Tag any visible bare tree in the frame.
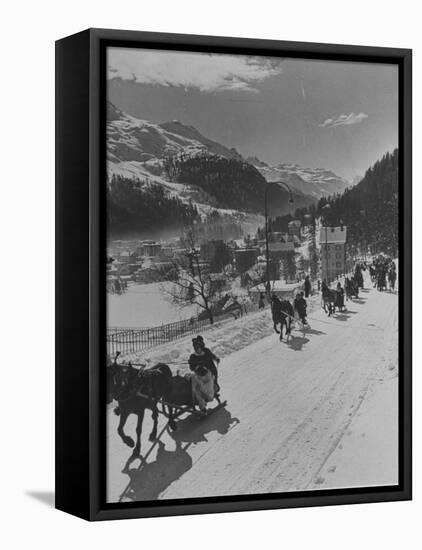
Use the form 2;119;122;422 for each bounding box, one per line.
161;226;230;324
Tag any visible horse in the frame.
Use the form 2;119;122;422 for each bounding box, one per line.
388;268;397;291
369;265;377;286
377;270;387;291
335;287;346;312
345;277;359;300
272;296;294;341
107;352;176;456
321;287;337;316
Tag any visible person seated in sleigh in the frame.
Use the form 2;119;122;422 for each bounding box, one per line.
188;336;221;405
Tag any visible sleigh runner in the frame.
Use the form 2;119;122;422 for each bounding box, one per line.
135;387;228;421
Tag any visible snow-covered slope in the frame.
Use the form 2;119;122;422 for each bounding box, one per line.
107;102;349;235
108;102;350;204
106;270;398;502
107;101;241;166
246;157;351;199
107;103;316;229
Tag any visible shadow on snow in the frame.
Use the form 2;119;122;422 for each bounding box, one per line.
120;407;239;502
285;327;326;351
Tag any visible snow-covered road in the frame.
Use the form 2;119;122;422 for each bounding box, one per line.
107;274;398;503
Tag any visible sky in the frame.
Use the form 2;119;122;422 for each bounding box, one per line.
107;47;398;181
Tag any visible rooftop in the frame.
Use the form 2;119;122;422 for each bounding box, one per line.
269;242;295;252
318;226;347;244
250;281;300;293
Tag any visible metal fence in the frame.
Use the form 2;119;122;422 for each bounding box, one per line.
107;316;215;357
106;300;267;357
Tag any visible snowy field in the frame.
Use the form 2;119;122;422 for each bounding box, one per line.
107;270;398;502
107;282;199;327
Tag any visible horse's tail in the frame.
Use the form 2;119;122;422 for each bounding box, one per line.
273;322;280;334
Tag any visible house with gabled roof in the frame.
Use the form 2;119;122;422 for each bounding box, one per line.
318;225;347;282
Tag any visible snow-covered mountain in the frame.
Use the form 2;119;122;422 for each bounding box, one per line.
245;158;351;200
107;102;352;238
107;102;314;227
107;101;242;166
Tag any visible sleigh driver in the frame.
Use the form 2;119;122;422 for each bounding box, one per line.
188;336;221;411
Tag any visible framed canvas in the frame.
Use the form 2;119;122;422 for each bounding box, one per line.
55;28;412;521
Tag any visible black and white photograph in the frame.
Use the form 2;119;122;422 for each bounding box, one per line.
105;45;400;504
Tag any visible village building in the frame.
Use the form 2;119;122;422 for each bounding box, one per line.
200;239;225;262
118;250;137;264
319;225;347;282
288;219;302;237
268;241;295;259
141;241;162;257
234;247;259;273
249;280;301;304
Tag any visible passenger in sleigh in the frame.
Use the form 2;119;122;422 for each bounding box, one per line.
335;282;345;311
188;336;221;402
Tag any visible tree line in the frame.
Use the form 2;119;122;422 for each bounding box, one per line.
316;149;399;256
107;174;200;238
164;152;304;214
262;149;399;257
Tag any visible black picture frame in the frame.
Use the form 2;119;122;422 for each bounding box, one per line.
55;28;412;521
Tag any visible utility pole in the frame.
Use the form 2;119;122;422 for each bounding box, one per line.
325;224;329;284
321;203;331;284
264;180;294;297
264;184;271;296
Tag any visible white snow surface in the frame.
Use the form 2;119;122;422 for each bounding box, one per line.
107;271;398;502
107;282;200;327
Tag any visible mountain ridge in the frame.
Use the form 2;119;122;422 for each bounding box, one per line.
106;101;353;233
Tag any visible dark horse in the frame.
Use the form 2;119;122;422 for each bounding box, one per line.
107;352;177;456
321;287;337;316
345;276;359;300
272;295;294;341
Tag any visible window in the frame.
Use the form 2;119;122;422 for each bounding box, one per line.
336;262;342;268
335;245;341;250
336;253;341;259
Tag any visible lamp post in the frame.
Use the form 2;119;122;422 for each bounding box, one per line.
264;180;294;296
321;203;331;283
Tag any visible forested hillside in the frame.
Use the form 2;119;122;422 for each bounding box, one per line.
165;152;313;214
107;175;200;238
317;149;399;255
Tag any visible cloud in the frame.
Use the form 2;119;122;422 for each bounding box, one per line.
319;112;368;128
107;48;283;93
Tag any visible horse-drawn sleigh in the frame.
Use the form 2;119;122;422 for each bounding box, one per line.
107;352;227;457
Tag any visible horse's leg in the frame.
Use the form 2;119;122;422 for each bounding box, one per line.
133;409;145;456
280;321;284;341
117;409;135;448
167;404;177;431
274;321;280;334
149;404;158;441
